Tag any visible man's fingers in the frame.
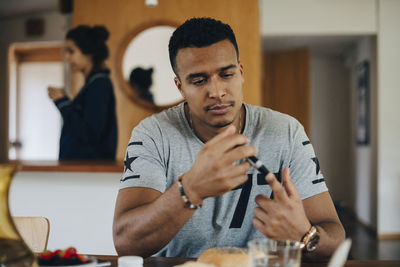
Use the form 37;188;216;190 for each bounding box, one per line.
266;172;288;202
252;218;267;236
255;194;274;210
222;161;251;178
216;134;249;155
229;174;249;190
281;168;300;198
253;206;269;222
252;218;274;238
206;127;249;154
222;145;257;166
206;125;237;146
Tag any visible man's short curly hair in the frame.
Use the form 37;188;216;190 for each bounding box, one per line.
168;17;239;76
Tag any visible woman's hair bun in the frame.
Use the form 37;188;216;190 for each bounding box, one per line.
91;25;109;42
66;24;110;68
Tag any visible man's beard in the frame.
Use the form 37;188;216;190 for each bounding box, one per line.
210;120;234;128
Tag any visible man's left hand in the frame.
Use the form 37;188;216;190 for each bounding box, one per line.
253;167;311;241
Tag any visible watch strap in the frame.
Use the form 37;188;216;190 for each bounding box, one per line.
300;225;319;251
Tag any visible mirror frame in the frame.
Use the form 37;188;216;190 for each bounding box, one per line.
116;21;182;112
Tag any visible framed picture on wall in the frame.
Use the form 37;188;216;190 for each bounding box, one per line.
356;60;370;146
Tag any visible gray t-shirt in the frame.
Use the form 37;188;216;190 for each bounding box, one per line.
120;102;327;257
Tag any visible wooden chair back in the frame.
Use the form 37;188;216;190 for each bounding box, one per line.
13;216;50;253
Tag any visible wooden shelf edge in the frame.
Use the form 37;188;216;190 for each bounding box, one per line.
6;160;124;173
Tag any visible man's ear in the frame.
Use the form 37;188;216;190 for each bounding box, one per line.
174;76;185;98
239;61;245;82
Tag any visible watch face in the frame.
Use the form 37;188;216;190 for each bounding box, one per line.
306;235;320;252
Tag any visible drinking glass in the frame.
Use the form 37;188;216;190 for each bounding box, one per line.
248;238;301;267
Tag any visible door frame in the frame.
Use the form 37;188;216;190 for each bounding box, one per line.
7;42;63;160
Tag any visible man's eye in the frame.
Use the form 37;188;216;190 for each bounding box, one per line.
222;73;234;78
192;78;206;85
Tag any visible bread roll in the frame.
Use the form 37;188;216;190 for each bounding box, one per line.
197;247;249;267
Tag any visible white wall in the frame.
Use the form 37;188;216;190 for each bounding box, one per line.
377;0;400;236
350;37;378;229
260;0;377;36
310;52;353;207
9;171;120;255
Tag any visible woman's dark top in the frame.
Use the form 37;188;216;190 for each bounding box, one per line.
54;69;117;160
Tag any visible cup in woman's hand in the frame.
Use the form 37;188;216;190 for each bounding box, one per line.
48;86;65;101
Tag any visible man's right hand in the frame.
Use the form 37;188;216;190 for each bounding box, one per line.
181;125;257;206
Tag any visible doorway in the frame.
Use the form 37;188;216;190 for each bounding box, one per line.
8;43;64;160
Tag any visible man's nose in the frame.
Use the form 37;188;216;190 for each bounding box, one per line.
208;76;226;99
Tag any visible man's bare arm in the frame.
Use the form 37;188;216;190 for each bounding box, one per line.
113;185;195;258
302;191;345;261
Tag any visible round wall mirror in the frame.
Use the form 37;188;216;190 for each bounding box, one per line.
117;23;183;111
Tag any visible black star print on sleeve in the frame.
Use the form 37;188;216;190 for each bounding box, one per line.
121;152;139;182
121;141;144;182
303;140;325;184
124;152;137;173
311;157;320;175
311;156;324;184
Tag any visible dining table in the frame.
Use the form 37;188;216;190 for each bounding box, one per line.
95;255;400;267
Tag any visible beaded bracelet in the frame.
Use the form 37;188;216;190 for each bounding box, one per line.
177;176;202;210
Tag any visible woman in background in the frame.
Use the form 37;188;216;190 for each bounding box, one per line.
48;25;117;160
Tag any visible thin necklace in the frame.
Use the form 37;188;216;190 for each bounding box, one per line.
188;108;242;135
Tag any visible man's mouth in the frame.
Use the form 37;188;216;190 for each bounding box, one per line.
205;102;235;115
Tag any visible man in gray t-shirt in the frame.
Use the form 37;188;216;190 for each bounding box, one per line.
113;17;345;261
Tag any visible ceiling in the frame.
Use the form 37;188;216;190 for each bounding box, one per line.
0;0;58;19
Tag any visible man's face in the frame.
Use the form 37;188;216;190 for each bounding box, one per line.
174;39;244;129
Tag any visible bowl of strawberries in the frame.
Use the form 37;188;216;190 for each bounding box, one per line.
38;247;96;267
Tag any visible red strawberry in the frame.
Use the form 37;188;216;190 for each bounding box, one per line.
67;247;77;257
39;250;52;259
53;249;61;257
62;249;72;259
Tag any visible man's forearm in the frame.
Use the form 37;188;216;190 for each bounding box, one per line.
303;221;346;262
113;183;195;258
